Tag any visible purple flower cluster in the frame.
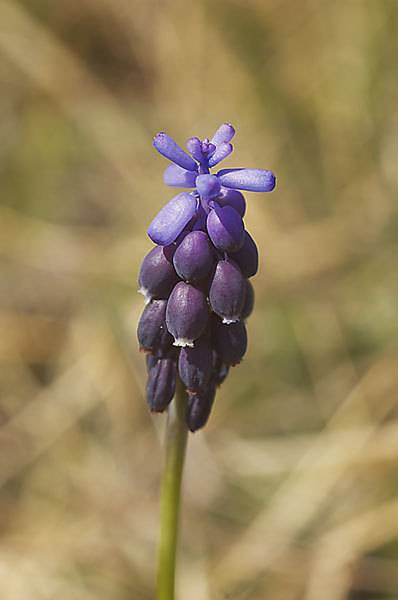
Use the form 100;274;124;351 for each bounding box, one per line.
137;123;275;432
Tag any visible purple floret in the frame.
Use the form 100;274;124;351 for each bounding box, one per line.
231;231;259;278
217;168;276;192
153;132;197;172
166;282;209;347
206;205;245;252
178;336;213;392
146;357;176;412
148;192;197;246
173;230;214;282
209;259;246;324
139;244;179;302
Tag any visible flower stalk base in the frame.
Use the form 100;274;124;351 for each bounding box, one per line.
156;380;188;600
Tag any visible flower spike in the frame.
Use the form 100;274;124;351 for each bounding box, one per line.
137;123;276;430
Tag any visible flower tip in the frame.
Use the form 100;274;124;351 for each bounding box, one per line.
268;172;277;192
225;122;235;136
153;131;165;144
211;123;236;146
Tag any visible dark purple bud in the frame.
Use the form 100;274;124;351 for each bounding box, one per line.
215;362;229;386
231;231;259;278
148;192;197;246
201;139;216;158
205;142;216;157
137;299;173;353
178;336;213;392
166;282;209;347
241;280;255;320
208;143;233;168
209;260;246;323
164;164;197;188
215;188;246;217
146;357;176;412
186;137;204;163
138;245;179;302
214;319;248;366
211;123;235;146
153;132;197;171
173;231;214;282
212;351;230;386
196;174;221;200
186;382;216;432
217;168;276;192
146;353;158;371
206;205;244;252
192;204;208;232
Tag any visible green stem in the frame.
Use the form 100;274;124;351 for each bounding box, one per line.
156;380;188;600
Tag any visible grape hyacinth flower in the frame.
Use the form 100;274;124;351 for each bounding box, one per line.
137;122;275;432
137;123;276;600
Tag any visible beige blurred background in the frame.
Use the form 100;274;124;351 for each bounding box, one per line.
1;1;398;598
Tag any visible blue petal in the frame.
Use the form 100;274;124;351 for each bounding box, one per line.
148;193;197;245
217;168;276;192
208;142;233;167
211;123;235;147
153;132;197;171
164;164;197;188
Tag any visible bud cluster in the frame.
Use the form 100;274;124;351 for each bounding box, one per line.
137;124;276;431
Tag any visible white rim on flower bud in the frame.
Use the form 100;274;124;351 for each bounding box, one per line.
138;287;152;305
173;337;195;348
222;316;240;325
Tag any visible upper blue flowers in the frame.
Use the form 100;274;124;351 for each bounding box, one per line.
148;123;276;246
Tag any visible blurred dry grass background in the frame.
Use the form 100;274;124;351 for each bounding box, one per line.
1;0;398;598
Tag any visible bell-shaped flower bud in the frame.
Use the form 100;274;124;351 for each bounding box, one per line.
217;168;276;192
214;319;248;366
164;164;198;188
173;230;214;282
241;280;255;319
178;336;213;392
137;299;173;353
138;245;179;302
148;192;197;246
186;137;205;163
192;205;207;232
215;188;246;217
166;282;209;347
209;259;246;323
146;357;176;412
208;142;233;167
153;132;197;171
211;123;235;146
196;174;221;200
231;231;259;278
201;139;216;158
186;382;216;432
146;353;158;371
212;351;229;386
206;205;244;252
